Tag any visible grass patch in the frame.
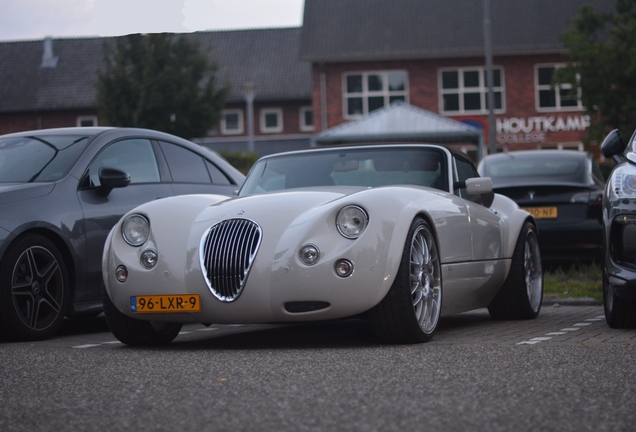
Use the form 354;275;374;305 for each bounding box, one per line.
544;262;602;301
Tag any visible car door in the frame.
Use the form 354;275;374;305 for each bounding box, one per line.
157;140;239;197
443;155;505;314
77;138;173;303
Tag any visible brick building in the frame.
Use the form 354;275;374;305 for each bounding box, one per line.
300;0;612;158
0;28;315;156
0;0;614;158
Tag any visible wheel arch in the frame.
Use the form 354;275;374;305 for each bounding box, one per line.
2;227;77;300
504;214;537;259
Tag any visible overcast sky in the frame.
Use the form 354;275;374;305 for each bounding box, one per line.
0;0;305;41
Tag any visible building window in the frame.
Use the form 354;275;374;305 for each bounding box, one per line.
260;108;283;133
439;67;505;115
299;107;314;132
535;64;583;112
221;109;244;135
76;116;97;127
343;71;408;119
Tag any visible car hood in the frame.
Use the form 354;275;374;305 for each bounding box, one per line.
204;186;369;226
0;183;56;205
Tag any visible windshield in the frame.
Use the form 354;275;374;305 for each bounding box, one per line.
480;153;588;185
0;135;90;183
239;147;448;196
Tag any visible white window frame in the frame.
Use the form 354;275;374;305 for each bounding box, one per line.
76;115;98;127
299;106;314;132
220;109;244;135
535;63;584;112
342;70;409;119
260;108;283;134
438;66;506;116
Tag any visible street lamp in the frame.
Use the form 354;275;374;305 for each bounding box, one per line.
244;81;255;153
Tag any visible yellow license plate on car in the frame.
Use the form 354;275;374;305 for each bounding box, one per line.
522;207;558;219
130;294;200;313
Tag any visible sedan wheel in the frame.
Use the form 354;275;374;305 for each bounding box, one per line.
369;217;442;344
0;234;69;341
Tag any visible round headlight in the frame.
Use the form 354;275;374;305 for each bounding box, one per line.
122;214;150;246
336;205;369;239
299;244;320;266
140;249;158;269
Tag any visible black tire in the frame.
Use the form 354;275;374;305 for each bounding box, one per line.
369;217;442;344
0;234;69;341
488;221;542;320
103;286;182;346
603;270;636;328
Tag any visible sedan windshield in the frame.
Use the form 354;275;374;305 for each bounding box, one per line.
239;147;447;196
0;135;89;183
480;153;588;186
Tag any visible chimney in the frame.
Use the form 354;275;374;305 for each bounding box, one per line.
41;37;58;68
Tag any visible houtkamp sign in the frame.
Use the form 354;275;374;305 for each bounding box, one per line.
496;114;591;144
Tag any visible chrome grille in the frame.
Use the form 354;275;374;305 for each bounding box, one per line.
199;219;262;302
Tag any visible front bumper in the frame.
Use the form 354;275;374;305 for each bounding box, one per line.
605;211;636;301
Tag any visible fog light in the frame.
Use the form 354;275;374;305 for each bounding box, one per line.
116;265;128;282
299;244;320;266
616;214;636;225
335;259;354;277
140;249;158;269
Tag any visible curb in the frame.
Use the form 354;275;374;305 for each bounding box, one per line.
543;297;602;306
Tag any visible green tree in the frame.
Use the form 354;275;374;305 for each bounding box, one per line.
558;0;636;143
96;33;229;139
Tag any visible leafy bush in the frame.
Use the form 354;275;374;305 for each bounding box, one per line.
220;151;259;175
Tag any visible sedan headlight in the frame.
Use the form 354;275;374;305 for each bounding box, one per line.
336;205;368;239
122;214;150;246
610;164;636;199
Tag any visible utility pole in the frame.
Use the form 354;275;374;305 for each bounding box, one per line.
244;81;255;153
483;0;497;155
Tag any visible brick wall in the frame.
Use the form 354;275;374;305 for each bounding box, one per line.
0;109;98;135
312;53;592;151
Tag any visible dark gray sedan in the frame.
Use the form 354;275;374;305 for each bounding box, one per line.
0;127;245;341
478;150;605;263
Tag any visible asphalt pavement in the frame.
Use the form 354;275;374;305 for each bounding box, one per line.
1;301;634;432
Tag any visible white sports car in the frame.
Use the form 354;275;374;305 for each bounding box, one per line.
102;145;543;345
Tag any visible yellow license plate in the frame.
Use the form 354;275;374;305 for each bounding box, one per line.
522;206;558;219
130;294;200;313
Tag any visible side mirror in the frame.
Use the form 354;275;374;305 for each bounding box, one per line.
601;129;626;163
454;177;495;208
465;177;493;195
96;167;131;197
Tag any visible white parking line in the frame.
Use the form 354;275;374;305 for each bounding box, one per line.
73;344;102;349
516;314;605;345
72;327;220;348
73;340;122;348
